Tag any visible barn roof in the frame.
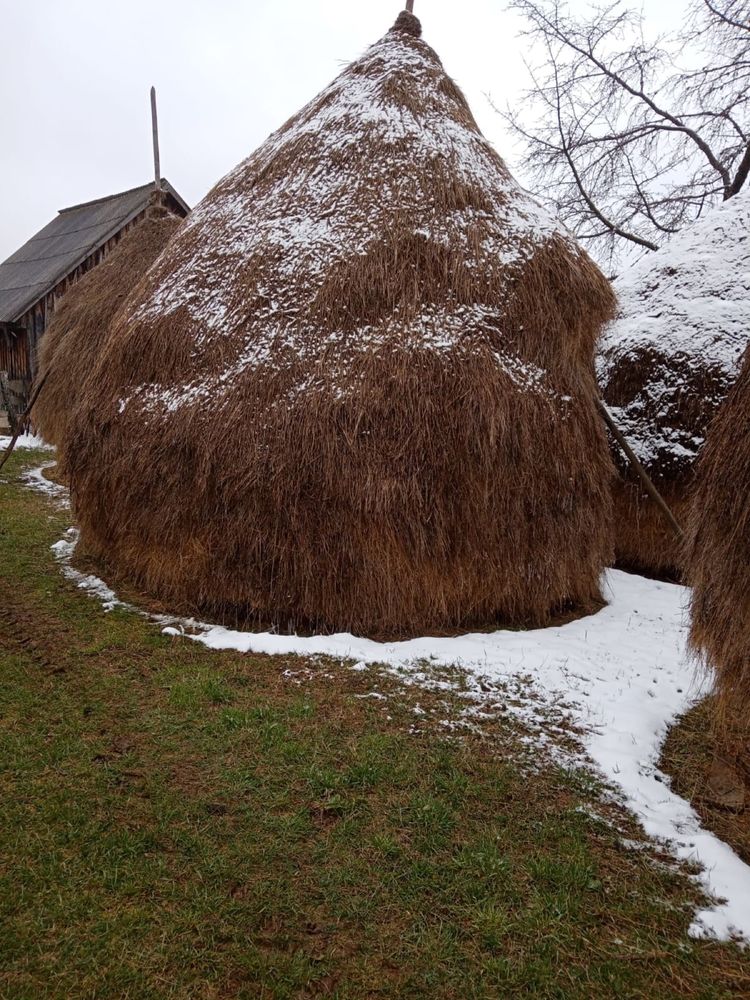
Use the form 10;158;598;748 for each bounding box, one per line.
0;180;189;324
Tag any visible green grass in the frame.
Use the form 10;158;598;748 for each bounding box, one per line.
1;450;749;998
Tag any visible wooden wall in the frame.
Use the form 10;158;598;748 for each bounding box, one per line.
0;324;30;382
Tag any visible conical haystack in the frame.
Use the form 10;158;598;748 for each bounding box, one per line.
598;191;750;578
64;11;615;636
34;210;183;450
686;345;750;735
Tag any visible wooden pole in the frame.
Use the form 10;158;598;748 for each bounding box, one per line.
406;0;414;12
597;398;684;541
150;86;161;191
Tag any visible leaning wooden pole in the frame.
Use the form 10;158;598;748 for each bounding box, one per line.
597;398;684;541
150;86;162;191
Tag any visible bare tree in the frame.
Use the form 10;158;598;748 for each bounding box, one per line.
504;0;750;268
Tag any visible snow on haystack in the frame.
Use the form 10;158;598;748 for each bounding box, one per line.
597;190;750;575
127;27;567;403
598;189;750;473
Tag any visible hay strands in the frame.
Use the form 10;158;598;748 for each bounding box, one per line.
597;397;684;541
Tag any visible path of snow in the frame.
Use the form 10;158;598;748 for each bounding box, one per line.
16;464;750;945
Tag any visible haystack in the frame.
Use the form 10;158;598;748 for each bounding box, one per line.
597;190;750;577
686;344;750;736
63;11;616;636
34;209;182;449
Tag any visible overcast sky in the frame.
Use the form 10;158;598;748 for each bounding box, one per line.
1;0;680;262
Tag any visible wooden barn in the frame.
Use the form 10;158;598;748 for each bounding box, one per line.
0;179;188;426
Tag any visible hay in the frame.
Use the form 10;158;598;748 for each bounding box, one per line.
686;345;750;736
63;11;616;636
34;210;182;449
608;480;689;580
598;190;750;577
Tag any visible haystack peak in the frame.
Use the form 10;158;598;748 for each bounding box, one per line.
391;10;422;37
125;9;573;415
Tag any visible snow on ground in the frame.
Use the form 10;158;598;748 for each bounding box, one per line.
0;433;53;452
16;464;750;944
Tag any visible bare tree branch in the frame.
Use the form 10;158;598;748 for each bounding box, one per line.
503;0;750;266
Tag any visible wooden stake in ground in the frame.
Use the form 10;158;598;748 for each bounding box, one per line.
597;398;684;541
151;87;161;191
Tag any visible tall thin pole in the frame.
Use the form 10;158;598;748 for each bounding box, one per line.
406;0;414;12
150;86;162;191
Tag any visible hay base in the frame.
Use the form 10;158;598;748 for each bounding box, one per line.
70;539;606;643
611;478;689;581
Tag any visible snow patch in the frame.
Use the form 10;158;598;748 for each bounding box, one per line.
0;434;54;452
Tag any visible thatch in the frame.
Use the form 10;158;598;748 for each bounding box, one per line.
686;345;750;735
62;11;616;637
597;190;750;577
34;209;182;449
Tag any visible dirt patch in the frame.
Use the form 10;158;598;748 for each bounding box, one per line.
0;577;70;674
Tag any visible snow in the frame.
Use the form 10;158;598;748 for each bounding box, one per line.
18;462;750;944
598;189;750;470
52;529;121;611
0;433;53;452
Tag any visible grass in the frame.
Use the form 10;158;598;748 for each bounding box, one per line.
1;449;750;998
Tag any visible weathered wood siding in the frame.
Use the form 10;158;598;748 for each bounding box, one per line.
0;324;30;382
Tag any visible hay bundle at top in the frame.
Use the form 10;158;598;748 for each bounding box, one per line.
34;210;182;449
686;345;750;736
63;11;616;636
598;191;750;577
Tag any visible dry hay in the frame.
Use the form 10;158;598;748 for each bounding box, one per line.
598;190;750;578
610;480;691;583
63;11;616;637
34;209;182;449
686;345;750;740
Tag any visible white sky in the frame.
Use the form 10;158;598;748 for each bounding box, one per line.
0;0;682;262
